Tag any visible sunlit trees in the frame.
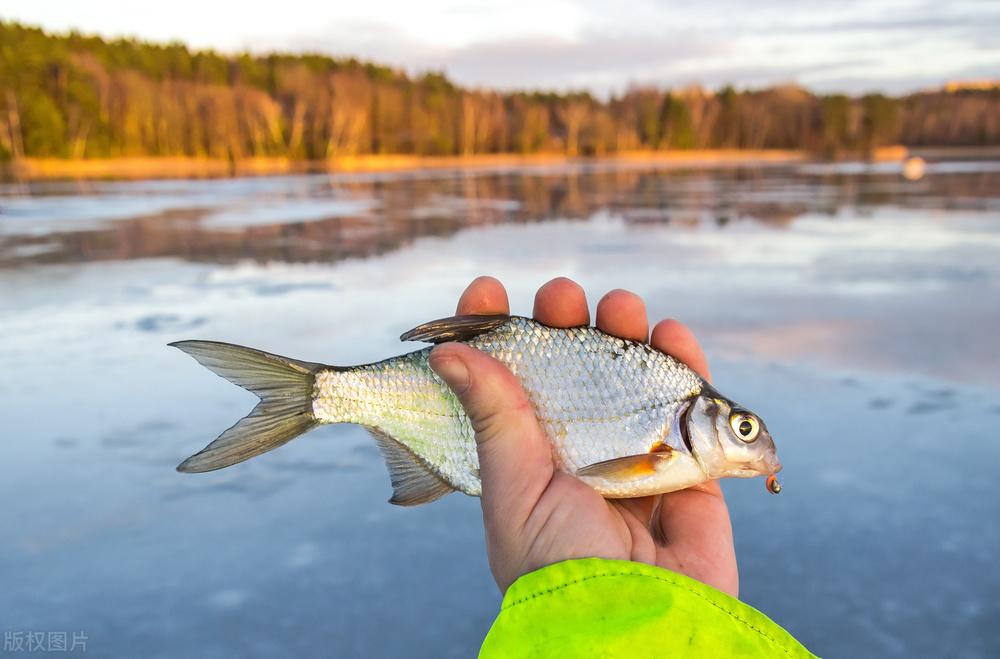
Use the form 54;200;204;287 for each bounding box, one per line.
861;94;901;150
555;93;593;156
660;93;695;149
820;95;852;155
506;94;551;154
1;20;997;163
324;70;371;157
899;90;1000;146
715;86;741;148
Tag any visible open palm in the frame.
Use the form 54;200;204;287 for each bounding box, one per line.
429;277;738;596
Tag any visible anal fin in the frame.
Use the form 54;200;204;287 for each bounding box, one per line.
366;428;455;506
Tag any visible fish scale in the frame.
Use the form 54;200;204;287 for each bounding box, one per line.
312;316;703;497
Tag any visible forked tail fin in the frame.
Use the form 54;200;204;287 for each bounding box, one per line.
169;340;321;473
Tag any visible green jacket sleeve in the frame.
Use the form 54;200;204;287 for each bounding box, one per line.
480;558;816;658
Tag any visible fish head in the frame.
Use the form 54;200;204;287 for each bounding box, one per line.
686;391;782;485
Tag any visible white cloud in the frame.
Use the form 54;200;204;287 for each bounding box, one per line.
2;0;998;94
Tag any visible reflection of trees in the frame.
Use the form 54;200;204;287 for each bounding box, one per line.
2;168;998;268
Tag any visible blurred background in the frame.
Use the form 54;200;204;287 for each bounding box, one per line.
1;2;998;657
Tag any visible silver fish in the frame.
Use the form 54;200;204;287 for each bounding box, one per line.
171;314;783;504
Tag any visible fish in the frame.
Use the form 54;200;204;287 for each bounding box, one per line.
170;314;783;504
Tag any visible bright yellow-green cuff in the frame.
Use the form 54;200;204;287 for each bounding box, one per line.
480;558;817;658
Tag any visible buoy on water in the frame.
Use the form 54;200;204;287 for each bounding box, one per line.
902;156;926;181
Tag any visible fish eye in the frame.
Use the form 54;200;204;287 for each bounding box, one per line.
730;413;760;442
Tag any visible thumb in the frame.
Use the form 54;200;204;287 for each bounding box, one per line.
428;342;553;525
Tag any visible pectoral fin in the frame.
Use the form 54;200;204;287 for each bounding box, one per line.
576;448;676;481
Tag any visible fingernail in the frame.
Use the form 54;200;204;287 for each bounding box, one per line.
429;353;470;395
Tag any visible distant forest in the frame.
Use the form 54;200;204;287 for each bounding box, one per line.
2;21;998;161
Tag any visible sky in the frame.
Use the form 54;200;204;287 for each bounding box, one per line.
3;0;998;95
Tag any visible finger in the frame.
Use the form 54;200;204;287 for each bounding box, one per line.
533;277;589;327
456;276;510;316
428;342;554;528
595;289;649;342
656;482;737;595
610;497;659;564
650;319;711;382
613;495;657;525
647;319;734;592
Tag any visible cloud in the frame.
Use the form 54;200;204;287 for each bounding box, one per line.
257;0;999;95
259;20;728;94
251;19;443;64
5;0;997;95
432;31;728;92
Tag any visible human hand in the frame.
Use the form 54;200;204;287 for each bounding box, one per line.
428;276;738;597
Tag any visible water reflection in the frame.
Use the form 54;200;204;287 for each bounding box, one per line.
2;164;998;268
1;161;999;658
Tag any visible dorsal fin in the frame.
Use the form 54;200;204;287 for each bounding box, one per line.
366;428;455;506
400;314;511;344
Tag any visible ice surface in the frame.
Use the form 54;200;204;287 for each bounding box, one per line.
1;162;998;657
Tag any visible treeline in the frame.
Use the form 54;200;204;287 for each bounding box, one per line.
2;21;998;161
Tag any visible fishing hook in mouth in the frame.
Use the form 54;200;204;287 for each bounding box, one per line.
766;474;782;494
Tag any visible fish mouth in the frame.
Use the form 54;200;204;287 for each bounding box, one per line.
753;452;782;476
744;456;782;478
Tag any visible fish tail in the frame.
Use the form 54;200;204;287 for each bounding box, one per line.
169;340;321;473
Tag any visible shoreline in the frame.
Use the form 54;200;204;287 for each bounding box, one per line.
1;150;810;182
4;145;996;182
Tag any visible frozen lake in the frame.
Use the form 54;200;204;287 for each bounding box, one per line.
1;160;998;657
